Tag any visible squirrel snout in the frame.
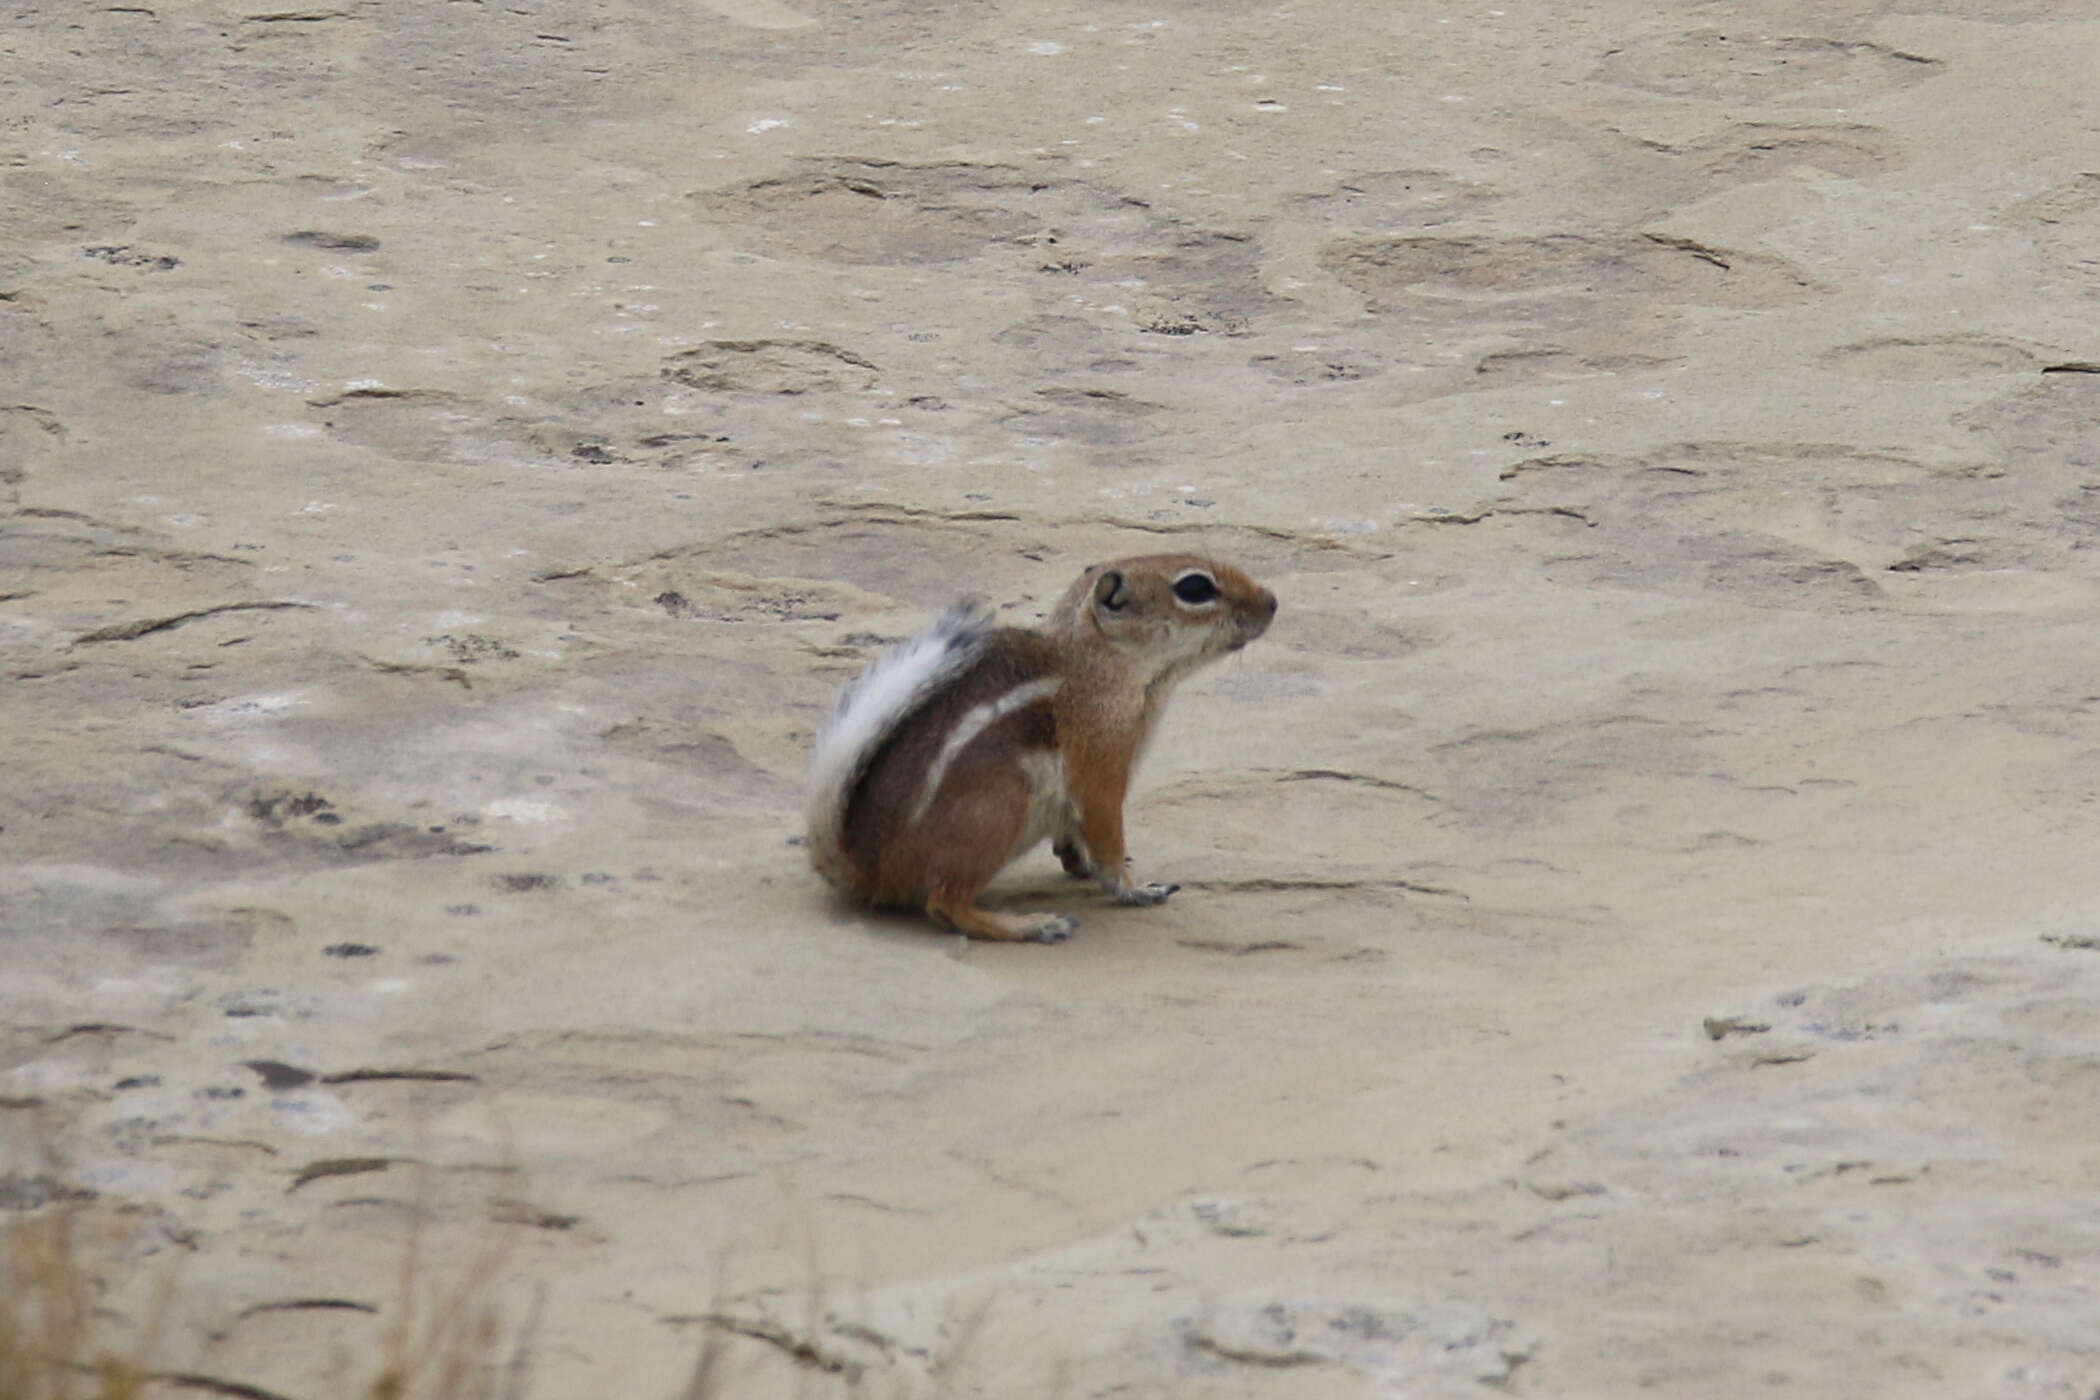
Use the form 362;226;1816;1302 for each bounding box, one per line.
1251;587;1279;630
1230;587;1278;649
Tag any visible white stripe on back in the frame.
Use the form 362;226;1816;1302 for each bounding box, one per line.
909;677;1062;825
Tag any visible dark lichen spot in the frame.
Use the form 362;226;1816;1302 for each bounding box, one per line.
283;230;382;251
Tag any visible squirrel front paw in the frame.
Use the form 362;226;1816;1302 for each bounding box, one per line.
1095;858;1178;906
1054;839;1096;880
1114;881;1179;907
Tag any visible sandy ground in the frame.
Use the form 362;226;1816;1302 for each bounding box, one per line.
7;0;2100;1395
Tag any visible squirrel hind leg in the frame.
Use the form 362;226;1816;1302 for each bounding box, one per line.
927;890;1078;944
908;764;1074;942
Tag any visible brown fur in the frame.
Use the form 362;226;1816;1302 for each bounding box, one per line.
810;554;1278;942
842;629;1061;906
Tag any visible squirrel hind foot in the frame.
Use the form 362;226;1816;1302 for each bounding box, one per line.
1025;913;1079;944
928;892;1078;944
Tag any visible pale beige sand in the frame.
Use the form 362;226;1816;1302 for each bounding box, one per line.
7;1;2100;1395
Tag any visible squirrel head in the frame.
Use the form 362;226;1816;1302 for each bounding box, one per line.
1051;553;1278;684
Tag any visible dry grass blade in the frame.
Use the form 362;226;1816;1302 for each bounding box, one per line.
5;1190;1004;1400
0;1209;149;1400
365;1176;516;1400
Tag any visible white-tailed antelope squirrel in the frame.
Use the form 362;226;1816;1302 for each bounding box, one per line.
807;554;1278;942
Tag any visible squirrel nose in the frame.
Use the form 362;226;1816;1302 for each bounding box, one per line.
1260;589;1279;619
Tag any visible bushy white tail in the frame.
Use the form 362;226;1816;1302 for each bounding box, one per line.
806;600;993;888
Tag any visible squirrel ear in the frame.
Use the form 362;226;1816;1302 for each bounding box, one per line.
1094;569;1130;613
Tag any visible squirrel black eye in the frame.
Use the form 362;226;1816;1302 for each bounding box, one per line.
1172;572;1219;605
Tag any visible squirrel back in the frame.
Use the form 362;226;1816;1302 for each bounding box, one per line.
805;599;993;891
